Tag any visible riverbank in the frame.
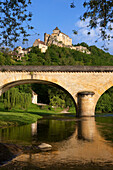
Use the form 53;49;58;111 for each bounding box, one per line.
1;142;113;170
0;103;42;128
0;111;42;128
0;143;22;166
0;102;76;128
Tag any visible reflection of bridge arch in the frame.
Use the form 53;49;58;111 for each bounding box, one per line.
1;66;113;116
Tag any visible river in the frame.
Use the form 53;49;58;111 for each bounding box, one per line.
1;113;113;169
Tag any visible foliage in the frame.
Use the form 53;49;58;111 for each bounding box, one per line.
72;0;113;48
13;45;112;66
31;84;75;108
96;93;112;112
16;84;32;94
0;47;13;65
28;47;45;65
3;87;31;111
1;43;113;66
50;96;65;108
0;0;33;47
96;87;113;113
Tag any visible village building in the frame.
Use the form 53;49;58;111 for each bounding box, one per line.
13;46;31;60
32;90;38;104
71;46;91;54
33;39;48;53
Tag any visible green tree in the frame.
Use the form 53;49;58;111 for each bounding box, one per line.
72;0;113;47
3;87;32;110
44;51;51;65
28;47;44;65
0;52;5;65
50;96;65;108
96;93;112;112
0;0;33;47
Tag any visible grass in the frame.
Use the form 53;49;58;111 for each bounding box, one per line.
0;103;43;128
0;111;42;128
0;102;76;128
69;107;76;113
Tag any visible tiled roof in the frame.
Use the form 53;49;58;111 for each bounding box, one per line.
54;27;60;30
61;32;70;38
36;39;45;45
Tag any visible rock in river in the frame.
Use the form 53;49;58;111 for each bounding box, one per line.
38;143;52;151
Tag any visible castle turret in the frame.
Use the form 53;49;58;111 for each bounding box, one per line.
53;27;61;35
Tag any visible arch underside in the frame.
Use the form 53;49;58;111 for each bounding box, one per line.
0;79;77;111
95;83;113;112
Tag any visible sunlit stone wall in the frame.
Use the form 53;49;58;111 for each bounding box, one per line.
0;66;113;116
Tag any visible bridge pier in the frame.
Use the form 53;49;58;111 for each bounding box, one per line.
77;91;95;117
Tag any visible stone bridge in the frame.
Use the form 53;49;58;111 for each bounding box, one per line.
0;65;113;117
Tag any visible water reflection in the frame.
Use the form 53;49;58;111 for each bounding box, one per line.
96;115;113;143
0;124;32;144
35;118;76;142
77;117;96;141
0;117;76;144
1;115;113;169
31;122;37;135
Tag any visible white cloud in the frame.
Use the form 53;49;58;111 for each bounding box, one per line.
72;19;113;54
73;19;100;43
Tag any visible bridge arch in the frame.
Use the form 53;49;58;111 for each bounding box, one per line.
1;65;113;116
95;82;113;113
0;79;77;112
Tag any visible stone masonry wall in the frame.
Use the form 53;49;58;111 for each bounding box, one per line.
0;66;113;116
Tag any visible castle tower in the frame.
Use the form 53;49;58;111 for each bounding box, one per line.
53;27;60;35
44;33;50;45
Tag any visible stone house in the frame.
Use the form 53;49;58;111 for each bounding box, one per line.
13;46;31;60
33;39;48;53
32;90;38;104
71;46;91;54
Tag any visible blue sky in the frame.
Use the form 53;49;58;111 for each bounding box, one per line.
17;0;113;54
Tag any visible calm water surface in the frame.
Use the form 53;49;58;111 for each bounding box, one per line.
1;114;113;169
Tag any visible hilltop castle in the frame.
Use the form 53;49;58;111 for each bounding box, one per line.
44;27;72;47
33;27;72;52
12;27;90;61
12;27;91;60
33;27;91;54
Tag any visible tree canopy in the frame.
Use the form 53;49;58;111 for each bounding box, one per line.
0;0;33;47
72;0;113;49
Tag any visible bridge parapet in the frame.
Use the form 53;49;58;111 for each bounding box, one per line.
0;66;113;72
